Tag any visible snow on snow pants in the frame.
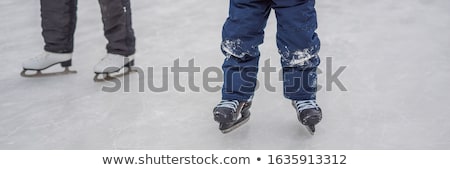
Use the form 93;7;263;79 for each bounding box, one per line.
221;0;321;101
40;0;135;56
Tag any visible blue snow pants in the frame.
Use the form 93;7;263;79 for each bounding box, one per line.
221;0;320;101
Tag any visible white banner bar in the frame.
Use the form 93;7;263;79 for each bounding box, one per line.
0;150;448;170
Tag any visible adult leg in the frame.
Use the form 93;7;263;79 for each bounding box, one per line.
40;0;77;53
98;0;136;56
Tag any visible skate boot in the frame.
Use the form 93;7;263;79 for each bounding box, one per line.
93;53;135;82
292;100;322;135
213;100;252;134
21;51;76;77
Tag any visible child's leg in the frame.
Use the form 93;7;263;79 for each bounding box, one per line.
273;0;321;100
40;0;77;53
98;0;136;56
221;0;272;101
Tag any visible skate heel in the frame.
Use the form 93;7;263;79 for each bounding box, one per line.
60;60;72;67
125;60;135;67
241;110;251;118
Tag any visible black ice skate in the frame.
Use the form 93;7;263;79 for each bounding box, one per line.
21;52;76;77
93;54;136;82
292;100;322;135
213;100;252;134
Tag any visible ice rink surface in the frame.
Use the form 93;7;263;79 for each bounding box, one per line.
0;0;449;149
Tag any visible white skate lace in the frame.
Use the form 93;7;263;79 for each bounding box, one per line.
216;100;240;112
293;100;319;112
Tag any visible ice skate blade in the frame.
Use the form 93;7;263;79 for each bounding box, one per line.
305;125;315;135
301;116;320;135
220;116;250;134
20;68;77;78
93;66;137;82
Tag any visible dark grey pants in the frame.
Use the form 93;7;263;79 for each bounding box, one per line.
40;0;135;56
